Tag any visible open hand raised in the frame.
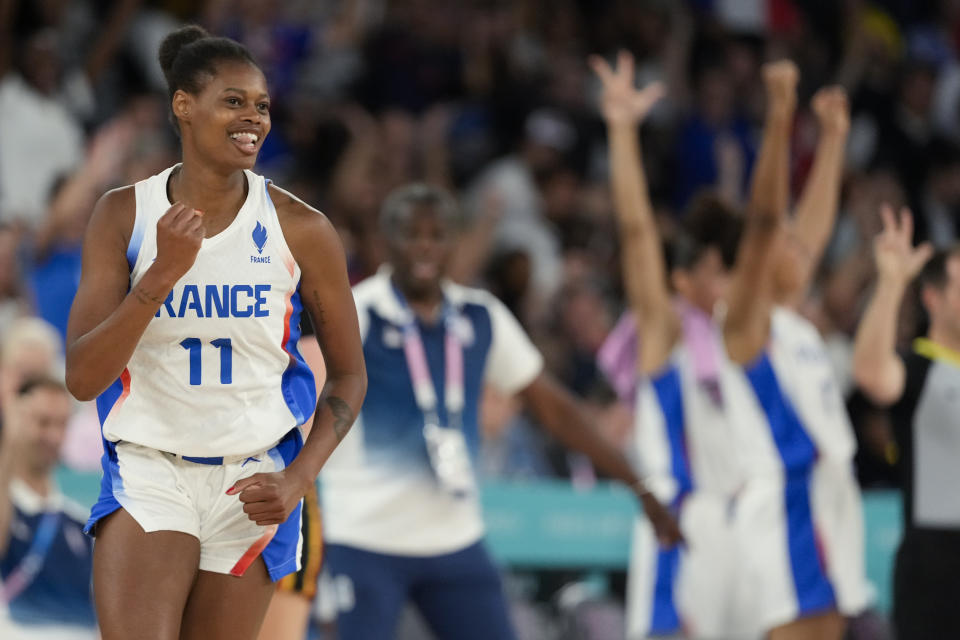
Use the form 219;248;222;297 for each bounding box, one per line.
873;204;934;287
589;50;665;127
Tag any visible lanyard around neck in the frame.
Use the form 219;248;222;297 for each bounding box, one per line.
392;285;465;428
2;510;60;603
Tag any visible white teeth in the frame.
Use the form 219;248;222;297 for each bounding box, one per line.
230;132;258;143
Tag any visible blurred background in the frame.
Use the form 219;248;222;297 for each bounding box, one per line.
1;0;958;638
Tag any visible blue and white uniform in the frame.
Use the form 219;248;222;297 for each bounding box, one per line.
721;307;868;633
627;337;750;639
321;269;543;639
1;480;96;640
85;165;316;580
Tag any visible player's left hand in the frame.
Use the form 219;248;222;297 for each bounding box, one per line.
227;470;309;526
811;85;850;136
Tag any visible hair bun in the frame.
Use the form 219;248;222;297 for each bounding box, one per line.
158;25;210;84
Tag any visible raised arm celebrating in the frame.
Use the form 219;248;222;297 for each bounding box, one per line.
590;51;675;373
853;206;933;405
725;60;798;363
777;86;851;306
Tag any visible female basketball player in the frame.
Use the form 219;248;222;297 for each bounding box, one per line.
593;51;745;639
721;62;868;640
593;50;859;638
65;26;366;640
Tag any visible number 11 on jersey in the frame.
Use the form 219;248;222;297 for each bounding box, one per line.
180;338;233;385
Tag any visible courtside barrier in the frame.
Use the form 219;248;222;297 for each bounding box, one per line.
56;469;901;611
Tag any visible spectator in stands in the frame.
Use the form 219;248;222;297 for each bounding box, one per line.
0;225;28;338
0;319;62;420
0;0;139;226
916;139;960;247
0;376;96;639
467;108;578;316
673;59;756;210
0;28;84;226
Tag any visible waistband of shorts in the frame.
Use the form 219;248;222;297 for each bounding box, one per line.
165;453;241;465
162;449;273;466
158;432;293;466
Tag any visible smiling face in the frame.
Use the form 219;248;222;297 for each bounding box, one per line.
172;60;271;170
387;204;455;301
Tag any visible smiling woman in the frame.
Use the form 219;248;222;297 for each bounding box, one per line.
63;25;366;640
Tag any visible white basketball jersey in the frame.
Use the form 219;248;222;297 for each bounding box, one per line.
721;307;856;477
96;165;316;457
635;340;742;503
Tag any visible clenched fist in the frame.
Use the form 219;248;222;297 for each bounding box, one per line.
762;60;799;111
153;202;205;284
812;85;850;137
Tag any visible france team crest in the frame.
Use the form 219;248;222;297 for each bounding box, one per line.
253;221;268;254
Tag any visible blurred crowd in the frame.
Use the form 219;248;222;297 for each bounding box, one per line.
0;0;959;634
5;0;958;486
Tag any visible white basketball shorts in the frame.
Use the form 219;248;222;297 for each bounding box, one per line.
733;460;870;634
627;492;756;639
84;428;304;581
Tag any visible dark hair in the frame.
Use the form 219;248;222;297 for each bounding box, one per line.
379;183;461;236
158;25;259;131
667;193;743;271
919;246;960;291
17;376;68;398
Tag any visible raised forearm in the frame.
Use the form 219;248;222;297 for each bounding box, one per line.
853;276;906;401
723;76;796;361
66;267;177;400
608;123;656;235
793;129;847;267
35;171;101;258
855;277;905;364
748;104;794;224
607;125;647;277
608;122;672;316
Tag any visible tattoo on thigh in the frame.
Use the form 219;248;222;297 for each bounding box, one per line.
326;396;354;441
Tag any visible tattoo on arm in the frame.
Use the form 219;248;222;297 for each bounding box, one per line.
133;285;166;306
326;396;354;441
311;289;327;327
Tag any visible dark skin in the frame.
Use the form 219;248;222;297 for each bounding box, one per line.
388;204;683;546
66;60;366;640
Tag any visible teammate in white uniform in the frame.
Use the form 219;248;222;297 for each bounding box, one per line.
65;26;366;640
720;62;868;640
591;52;744;639
321;184;680;640
592;52;860;638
